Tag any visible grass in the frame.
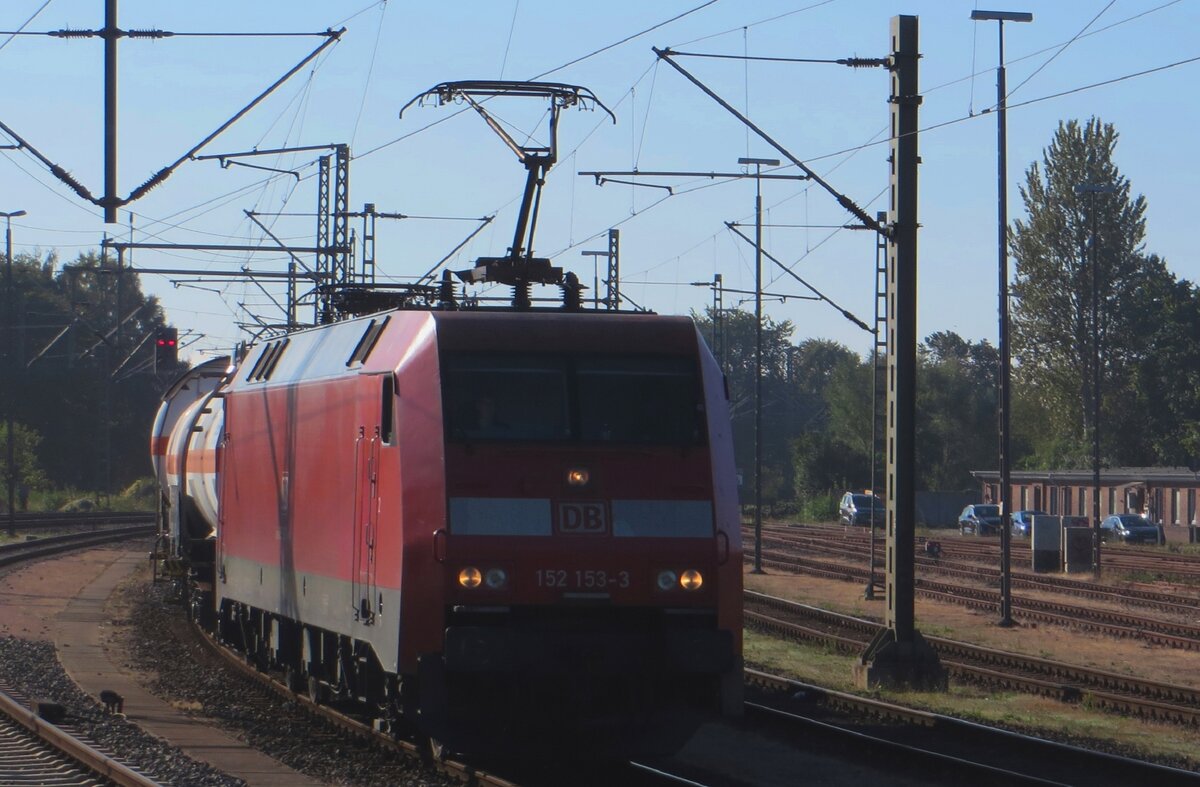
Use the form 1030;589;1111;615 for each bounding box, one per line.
744;629;1200;769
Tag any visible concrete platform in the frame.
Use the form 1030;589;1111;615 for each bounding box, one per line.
54;548;326;787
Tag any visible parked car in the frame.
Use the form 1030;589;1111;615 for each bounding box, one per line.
839;492;886;527
1100;514;1160;544
958;504;1003;536
1010;510;1047;538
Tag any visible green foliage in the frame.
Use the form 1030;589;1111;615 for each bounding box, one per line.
917;333;999;490
797;490;840;523
0;422;48;493
1;249;180;494
1009;117;1197;469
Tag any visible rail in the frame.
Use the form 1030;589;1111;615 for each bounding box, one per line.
3;510;155;531
0;686;162;787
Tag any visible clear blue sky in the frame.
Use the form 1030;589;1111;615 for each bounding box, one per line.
3;1;1196;360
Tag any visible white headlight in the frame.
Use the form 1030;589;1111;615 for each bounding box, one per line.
485;568;508;589
656;570;677;591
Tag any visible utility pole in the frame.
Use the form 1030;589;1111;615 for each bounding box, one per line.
1076;182;1115;577
581;229;620;310
4;210;26;535
740;156;780;575
971;7;1033;628
854;15;945;691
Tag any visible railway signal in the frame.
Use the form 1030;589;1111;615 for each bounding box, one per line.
155;327;178;367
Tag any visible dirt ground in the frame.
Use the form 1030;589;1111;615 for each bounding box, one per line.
745;564;1200;689
745;563;1200;769
0;546;134;641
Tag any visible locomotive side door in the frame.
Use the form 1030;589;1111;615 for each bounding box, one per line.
352;374;386;624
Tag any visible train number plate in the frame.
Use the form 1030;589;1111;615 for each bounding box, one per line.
535;569;631;590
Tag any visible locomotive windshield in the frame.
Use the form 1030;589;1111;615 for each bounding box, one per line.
443;353;705;446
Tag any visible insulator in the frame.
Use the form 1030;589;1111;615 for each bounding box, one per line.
513;282;532;311
439;270;458;309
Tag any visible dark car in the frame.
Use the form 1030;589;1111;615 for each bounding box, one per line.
839;492;886;527
959;504;1003;536
1100;514;1160;544
1010;510;1047;538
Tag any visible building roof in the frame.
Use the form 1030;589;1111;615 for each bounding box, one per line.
971;467;1200;484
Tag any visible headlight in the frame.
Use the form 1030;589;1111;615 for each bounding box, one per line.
566;467;590;486
484;567;508;589
458;567;482;589
680;569;703;591
656;570;677;591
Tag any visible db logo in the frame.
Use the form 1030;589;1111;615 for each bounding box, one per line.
557;501;609;535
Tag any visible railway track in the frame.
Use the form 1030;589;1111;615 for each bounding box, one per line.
1;511;155;532
0;524;156;570
758;525;1200;611
754;530;1200;650
0;682;160;787
191;617;726;786
744;668;1200;786
746;589;1200;729
767;522;1200;583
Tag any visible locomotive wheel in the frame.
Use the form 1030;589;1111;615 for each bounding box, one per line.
306;675;325;705
284;665;303;693
420;735;448;764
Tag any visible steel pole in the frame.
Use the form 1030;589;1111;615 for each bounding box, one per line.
1091;194;1102;577
1075;183;1114;575
103;0;119;222
995;20;1014;626
752;167;765;574
5;217;14;535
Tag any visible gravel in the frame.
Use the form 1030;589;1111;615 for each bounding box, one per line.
117;579;458;787
0;635;241;786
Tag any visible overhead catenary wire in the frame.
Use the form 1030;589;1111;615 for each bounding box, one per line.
670;0;837;48
1004;0;1115;100
0;0;51;55
350;1;390;147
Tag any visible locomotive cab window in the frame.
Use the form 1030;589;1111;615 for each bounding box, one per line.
444;355;570;441
442;353;705;446
577;357;704;445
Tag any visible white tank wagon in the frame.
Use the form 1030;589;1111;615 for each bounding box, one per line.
150;357;230;588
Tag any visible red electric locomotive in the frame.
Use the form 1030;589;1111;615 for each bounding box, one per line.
158;306;742;757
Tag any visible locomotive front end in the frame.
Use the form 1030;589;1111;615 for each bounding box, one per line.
419;312;742;758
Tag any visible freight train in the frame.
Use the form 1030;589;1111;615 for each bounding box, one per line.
151;304;743;758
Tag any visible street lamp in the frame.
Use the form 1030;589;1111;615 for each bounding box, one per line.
739;156;780;575
1075;182;1116;578
971;8;1032;628
3;209;26;537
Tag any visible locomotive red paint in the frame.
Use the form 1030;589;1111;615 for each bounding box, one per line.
154;308;742;757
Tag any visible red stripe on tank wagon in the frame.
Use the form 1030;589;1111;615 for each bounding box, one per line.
150;436;169;456
165;447;220;475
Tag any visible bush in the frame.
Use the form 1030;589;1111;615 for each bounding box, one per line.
791;490;839;523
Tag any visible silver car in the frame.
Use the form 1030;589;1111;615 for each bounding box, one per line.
839;492;886;527
959;504;1003;536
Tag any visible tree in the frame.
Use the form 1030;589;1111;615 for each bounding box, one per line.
1;249;175;494
693;307;800;502
1010;118;1168;467
917;333;998;490
0;422;48;506
794;349;870;493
